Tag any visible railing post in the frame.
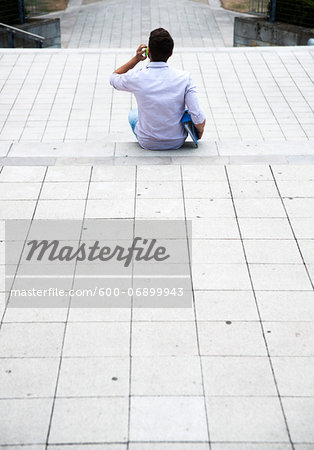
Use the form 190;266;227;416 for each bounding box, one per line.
269;0;277;22
18;0;26;24
248;0;269;16
8;31;15;48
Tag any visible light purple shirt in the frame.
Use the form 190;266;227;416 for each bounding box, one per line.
110;62;206;150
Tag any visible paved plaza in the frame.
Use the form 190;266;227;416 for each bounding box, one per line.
54;0;240;48
0;46;313;164
1;0;314;446
1;164;314;448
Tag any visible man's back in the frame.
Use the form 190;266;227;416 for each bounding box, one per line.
110;28;206;150
110;62;205;150
111;62;199;149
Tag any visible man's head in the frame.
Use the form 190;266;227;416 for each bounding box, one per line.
148;28;174;62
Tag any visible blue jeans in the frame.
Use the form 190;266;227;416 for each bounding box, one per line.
128;108;138;136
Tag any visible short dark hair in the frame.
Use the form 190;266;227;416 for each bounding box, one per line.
148;28;174;62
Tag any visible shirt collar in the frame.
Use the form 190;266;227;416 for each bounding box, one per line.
147;62;168;68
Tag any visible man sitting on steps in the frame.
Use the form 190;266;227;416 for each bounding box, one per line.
110;28;206;150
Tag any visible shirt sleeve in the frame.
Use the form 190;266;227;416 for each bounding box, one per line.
185;75;206;125
109;66;141;93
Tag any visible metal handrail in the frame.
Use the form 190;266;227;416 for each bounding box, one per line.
0;22;45;48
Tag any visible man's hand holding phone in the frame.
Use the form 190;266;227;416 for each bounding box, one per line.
114;44;148;74
136;44;148;62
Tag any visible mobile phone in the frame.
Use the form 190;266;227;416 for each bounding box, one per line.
145;47;149;57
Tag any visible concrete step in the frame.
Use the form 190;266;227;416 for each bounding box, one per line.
1;140;313;166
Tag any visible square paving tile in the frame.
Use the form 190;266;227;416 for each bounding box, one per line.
234;198;286;218
137;165;181;181
40;182;89;200
182;165;226;181
202;356;276;396
290;218;314;239
132;305;195;322
183;181;231;198
62;322;130;357
49;446;126;450
282;398;314;442
0;323;65;358
195;290;258;321
265;322;314;356
0;398;53;445
0;446;46;450
293;445;314;450
273;165;314;181
238;218;294;239
185;198;235;218
190;218;240;239
249;264;312;291
89;181;135;199
306;264;314;286
136;198;185;218
137;165;181;182
67;306;131;322
0;357;59;399
131;356;203;395
0;201;36;219
45;166;91;182
85;199;134;218
192;239;245;263
35;200;85;219
130;397;208;441
284;198;314;218
129;445;209;450
0;166;46;182
226;165;273;181
272;357;314;396
49;397;128;444
131;322;198;356
137;181;182;199
243;240;302;264
92;166;135;181
192;263;251;290
256;291;314;321
298;240;314;264
206;396;289;442
230;180;278;198
57;357;130;397
0;142;11;157
211;445;291;450
0;183;41;200
3;306;69;323
198;322;267;356
277;180;314;198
